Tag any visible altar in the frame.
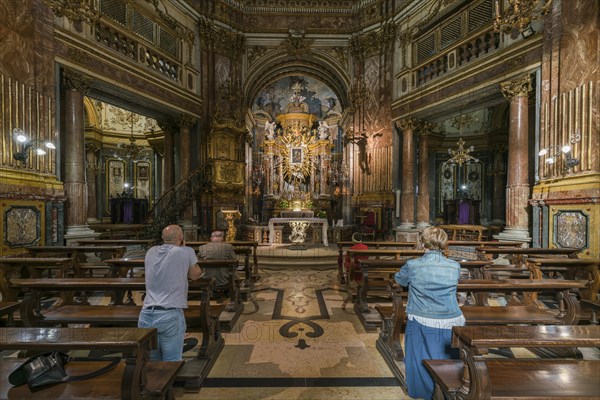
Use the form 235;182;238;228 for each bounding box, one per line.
268;217;329;246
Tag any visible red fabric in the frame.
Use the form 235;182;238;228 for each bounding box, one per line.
344;242;369;281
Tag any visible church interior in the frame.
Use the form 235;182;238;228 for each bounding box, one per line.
0;0;599;399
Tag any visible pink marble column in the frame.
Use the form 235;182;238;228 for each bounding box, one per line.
85;142;100;223
396;118;418;229
63;69;97;242
416;123;433;228
179;114;197;225
163;131;174;194
498;76;532;241
490;145;507;225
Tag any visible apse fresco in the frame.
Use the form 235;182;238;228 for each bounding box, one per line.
253;76;341;119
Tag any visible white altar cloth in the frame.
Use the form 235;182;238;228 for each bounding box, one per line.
268;217;329;246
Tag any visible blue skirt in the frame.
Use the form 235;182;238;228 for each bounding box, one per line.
404;318;459;399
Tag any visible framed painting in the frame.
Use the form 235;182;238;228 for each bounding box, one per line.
290;147;303;164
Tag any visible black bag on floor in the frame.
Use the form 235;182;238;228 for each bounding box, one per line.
8;351;120;390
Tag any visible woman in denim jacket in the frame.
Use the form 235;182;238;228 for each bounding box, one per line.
394;226;464;399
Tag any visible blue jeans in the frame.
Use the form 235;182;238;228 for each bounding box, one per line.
138;308;186;361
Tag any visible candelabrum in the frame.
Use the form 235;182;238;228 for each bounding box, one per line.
538;132;580;173
494;0;552;37
443;138;479;167
12;128;55;163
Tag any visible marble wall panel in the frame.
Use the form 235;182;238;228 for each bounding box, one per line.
0;200;44;255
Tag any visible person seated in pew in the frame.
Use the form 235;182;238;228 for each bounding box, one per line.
138;224;203;362
344;232;369;282
393;226;464;400
197;230;237;297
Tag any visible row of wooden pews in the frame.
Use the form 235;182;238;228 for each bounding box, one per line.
0;239;260;392
0;327;182;399
424;325;600;399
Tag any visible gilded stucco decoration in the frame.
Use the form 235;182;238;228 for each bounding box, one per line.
247;46;268;66
198;18;246;58
42;0;99;24
349;23;395;61
500;75;533;100
4;205;41;247
63;68;93;94
281;31;314;60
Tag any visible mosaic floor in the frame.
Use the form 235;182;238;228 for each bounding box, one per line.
176;267;411;399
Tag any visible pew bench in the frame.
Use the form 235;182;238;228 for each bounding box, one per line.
10;278;224;360
375;279;588;385
105;257;246;332
354;260;492;332
0;327;182;399
0;302;20;325
526;257;600;300
0;257;74;302
424;325;600;400
476;246;579;267
25;245;127;278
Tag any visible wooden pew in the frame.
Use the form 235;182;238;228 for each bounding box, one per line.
187;241;259;279
104;258;245;332
424;325;600;400
87;223;145;239
476;246;579;267
0;302;20;326
375;278;587;383
25;245;127;278
0;327;183;399
352;259;493;331
337;240;523;282
438;224;486;241
10;278;224;360
526;257;600;300
0;257;74;301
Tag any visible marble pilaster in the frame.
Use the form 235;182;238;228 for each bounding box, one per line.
396;118;418;230
496;76;532;243
62;68;99;243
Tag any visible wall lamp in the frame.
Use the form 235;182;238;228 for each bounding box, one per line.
538;132;580;172
12;128;56;163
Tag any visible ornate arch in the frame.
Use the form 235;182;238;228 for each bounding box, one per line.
243;50;352;110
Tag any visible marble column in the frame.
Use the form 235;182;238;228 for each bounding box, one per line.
158;118;176;194
497;76;532;242
416;123;433;228
85;142;100;223
62;69;99;243
179;114;197;238
396;117;418;230
490;145;507;225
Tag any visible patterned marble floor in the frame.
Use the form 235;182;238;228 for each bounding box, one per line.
176;267;412;399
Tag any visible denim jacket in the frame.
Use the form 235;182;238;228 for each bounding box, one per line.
394;250;462;319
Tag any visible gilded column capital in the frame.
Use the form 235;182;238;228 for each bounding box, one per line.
157;117;179;135
180;114;198;129
419;121;435;136
63;68;92;94
396;117;419;132
500;75;532;100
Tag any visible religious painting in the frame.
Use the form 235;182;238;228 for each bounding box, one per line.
290;147;303;164
134;161;151;200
